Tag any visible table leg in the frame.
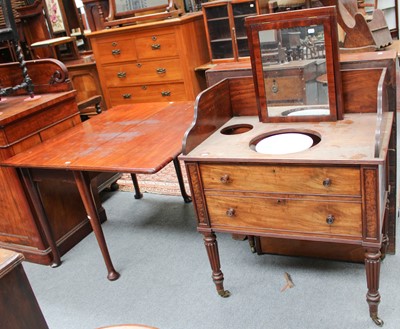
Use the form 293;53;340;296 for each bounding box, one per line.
365;248;384;326
130;174;143;199
173;157;191;203
20;168;61;268
203;232;230;298
73;171;120;281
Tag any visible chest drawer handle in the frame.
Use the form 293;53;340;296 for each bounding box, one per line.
161;91;171;97
323;178;332;187
112;49;121;55
151;43;161;50
271;79;279;94
122;94;131;99
326;214;335;225
220;174;231;184
156;68;166;74
117;72;127;78
226;208;236;217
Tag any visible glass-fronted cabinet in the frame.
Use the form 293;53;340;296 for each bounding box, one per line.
202;0;268;62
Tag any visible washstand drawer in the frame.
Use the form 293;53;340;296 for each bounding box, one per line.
205;194;362;237
135;32;179;59
103;59;183;87
96;37;137;64
200;164;360;196
264;76;305;103
108;83;186;106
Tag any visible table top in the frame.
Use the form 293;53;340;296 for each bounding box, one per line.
0;248;24;279
1;101;194;174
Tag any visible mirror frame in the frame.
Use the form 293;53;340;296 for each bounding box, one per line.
106;0;182;27
245;6;343;123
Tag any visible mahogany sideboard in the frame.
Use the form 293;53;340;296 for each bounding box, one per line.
87;12;210;109
0;248;48;329
0;92;105;265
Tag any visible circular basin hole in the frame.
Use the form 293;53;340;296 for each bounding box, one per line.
220;124;253;135
250;131;321;155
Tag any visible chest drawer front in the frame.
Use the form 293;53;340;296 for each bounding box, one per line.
103;59;183;87
265;76;304;103
200;164;360;196
135;32;179;59
96;38;137;64
108;83;186;106
205;195;362;238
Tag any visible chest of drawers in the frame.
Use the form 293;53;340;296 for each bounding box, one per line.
88;13;210;108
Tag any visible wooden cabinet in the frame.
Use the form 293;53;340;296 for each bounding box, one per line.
202;0;268;62
0;92;104;265
87;13;209;108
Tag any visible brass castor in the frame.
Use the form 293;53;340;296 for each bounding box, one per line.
371;315;384;327
218;289;231;298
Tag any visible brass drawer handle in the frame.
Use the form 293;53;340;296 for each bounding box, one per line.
271;79;279;93
151;43;161;50
161;91;171;97
112;49;121;55
156;68;166;74
122;94;131;99
220;174;231;184
117;72;127;78
226;208;236;217
323;178;332;187
326;214;335;225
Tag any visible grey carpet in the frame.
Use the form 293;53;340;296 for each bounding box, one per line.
24;191;400;329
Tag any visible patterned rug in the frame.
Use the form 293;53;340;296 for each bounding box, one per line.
117;161;190;196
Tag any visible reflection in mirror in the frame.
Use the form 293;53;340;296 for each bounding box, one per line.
245;6;343;123
259;25;329;118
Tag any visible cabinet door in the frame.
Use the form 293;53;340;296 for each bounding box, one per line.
204;4;234;60
232;1;258;58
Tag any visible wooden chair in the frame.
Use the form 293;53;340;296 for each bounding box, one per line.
319;0;392;49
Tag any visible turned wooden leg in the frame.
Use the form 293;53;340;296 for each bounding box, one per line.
130;174;143;199
173;157;192;203
74;171;120;281
203;232;230;297
365;249;384;326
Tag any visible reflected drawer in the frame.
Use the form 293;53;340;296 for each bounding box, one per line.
200;164;361;196
95;37;137;64
108;83;186;106
205;194;362;237
103;59;183;87
135;32;179;59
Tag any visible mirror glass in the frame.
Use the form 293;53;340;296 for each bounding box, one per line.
245;6;342;123
114;0;168;13
259;25;329;118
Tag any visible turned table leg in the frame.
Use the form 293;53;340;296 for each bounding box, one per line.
365;248;384;326
74;171;120;281
203;232;230;298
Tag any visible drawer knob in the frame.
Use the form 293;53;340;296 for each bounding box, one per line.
122;94;131;99
161;91;171;97
226;208;236;217
220;174;231;184
111;42;118;47
117;72;127;78
271;79;279;94
326;214;335;225
156;68;166;74
151;43;161;50
323;178;332;187
112;49;121;55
